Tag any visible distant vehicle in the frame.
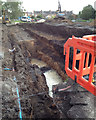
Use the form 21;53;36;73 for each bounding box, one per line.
21;16;31;22
2;9;11;24
37;19;45;23
71;20;76;22
31;19;35;22
27;18;31;22
21;16;28;22
2;16;11;24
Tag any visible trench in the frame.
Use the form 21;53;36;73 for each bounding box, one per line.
2;29;60;118
31;59;63;97
2;24;95;119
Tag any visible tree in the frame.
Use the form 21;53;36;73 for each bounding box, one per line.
2;0;24;19
0;0;2;16
79;5;95;20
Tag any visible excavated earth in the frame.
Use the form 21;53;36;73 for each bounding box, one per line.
1;22;96;119
2;24;60;119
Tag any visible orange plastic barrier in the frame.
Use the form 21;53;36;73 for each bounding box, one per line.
64;35;96;96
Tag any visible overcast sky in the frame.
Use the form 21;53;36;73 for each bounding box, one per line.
21;0;95;14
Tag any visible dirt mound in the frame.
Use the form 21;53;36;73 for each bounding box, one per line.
89;19;96;27
21;23;95;40
46;18;73;25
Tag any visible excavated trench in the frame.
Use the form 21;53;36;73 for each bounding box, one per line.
2;23;96;119
18;23;95;80
18;23;95;119
31;59;63;97
2;25;60;119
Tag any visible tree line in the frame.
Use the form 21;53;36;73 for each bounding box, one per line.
79;5;95;20
0;0;24;19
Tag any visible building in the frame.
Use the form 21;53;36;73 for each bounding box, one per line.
63;10;73;18
34;10;56;18
23;0;73;19
24;12;33;17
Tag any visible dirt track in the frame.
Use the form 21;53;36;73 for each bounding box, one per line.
1;23;96;119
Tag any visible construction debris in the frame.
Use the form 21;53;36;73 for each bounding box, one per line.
9;48;15;52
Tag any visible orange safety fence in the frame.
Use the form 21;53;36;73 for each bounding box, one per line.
64;35;96;96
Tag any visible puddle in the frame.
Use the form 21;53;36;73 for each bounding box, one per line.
44;70;62;97
0;52;4;59
31;59;62;97
31;59;47;68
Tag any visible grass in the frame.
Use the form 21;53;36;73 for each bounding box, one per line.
76;19;94;22
11;19;33;24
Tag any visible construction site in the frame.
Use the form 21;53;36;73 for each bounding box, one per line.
0;19;96;119
0;0;96;119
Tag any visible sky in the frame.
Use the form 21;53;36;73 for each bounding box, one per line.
21;0;95;14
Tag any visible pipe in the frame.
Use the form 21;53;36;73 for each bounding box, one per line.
14;76;22;120
3;68;11;71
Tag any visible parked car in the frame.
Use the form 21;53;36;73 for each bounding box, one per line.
21;16;31;22
27;18;31;22
21;16;27;22
37;19;45;23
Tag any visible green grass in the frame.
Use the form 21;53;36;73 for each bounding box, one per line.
76;19;94;22
11;19;33;24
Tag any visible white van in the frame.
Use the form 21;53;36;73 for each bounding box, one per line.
21;16;31;22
